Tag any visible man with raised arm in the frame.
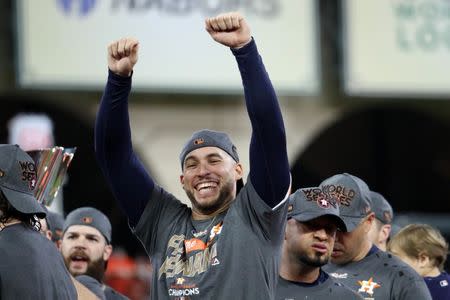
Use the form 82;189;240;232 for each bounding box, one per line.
95;12;291;299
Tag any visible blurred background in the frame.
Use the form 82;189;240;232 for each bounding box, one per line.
2;0;450;298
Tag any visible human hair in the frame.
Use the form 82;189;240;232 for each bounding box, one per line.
388;224;448;271
0;191;41;231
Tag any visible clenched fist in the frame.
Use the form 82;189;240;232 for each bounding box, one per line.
205;12;252;49
107;37;139;77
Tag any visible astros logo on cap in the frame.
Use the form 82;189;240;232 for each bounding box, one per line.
194;138;204;145
82;217;93;224
317;197;330;209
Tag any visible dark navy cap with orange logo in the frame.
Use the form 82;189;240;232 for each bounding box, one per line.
287;187;347;232
0;144;45;218
179;129;239;168
179;129;243;191
63;207;111;243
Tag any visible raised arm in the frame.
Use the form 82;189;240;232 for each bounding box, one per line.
95;38;154;226
206;13;290;208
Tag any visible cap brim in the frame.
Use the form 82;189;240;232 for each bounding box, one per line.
291;212;348;232
0;186;46;218
340;215;364;232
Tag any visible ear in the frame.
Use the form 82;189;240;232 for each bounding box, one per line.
180;174;184;185
57;239;62;250
45;230;53;241
234;162;243;180
379;224;391;243
364;213;376;233
103;244;113;262
417;251;430;269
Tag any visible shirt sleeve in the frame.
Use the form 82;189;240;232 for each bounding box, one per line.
393;267;432;300
94;70;154;226
231;39;291;209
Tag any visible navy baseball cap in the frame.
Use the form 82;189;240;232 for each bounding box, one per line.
287;187;347;232
179;129;243;191
320;173;372;232
64;207;112;244
369;191;394;224
0;144;46;218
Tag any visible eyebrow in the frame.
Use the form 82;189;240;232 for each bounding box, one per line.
184;152;224;165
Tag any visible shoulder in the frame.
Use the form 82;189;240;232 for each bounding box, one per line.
104;285;129;300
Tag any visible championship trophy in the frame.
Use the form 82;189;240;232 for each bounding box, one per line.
26;147;76;206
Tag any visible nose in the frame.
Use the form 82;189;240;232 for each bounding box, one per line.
72;237;88;249
197;161;211;177
314;228;328;241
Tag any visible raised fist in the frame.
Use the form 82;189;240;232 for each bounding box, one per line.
205;12;252;49
107;37;139;77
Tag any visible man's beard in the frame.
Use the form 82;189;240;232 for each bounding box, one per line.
298;252;329;268
185;178;235;215
65;255;106;282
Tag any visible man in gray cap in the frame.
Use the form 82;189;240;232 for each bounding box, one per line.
321;173;432;299
0;144;77;299
367;191;394;251
95;12;290;299
60;206;128;300
277;187;362;299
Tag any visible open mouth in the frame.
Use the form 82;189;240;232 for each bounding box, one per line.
70;252;89;269
195;181;219;195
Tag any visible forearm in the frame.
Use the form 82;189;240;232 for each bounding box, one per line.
232;39;290;208
95;70;154;225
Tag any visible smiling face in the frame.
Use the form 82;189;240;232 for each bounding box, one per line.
60;225;112;281
180;147;243;218
284;216;338;267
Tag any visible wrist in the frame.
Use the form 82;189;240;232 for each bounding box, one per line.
232;37;252;50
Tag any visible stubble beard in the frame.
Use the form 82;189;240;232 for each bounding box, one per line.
298;252;329;268
186;178;235;215
64;255;106;283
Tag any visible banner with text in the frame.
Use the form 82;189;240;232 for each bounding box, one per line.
16;0;319;95
343;0;450;97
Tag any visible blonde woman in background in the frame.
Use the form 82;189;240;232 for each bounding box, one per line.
388;224;450;299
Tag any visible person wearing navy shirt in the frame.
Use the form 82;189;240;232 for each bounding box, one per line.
389;224;450;300
95;12;290;299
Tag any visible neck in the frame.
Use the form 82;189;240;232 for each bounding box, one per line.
191;199;233;221
0;218;21;231
280;245;321;283
422;266;441;277
353;240;373;262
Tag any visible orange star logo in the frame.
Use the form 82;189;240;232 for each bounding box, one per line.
358;277;381;296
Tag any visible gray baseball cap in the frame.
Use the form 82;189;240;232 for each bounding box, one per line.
63;207;111;244
319;173;372;232
287;187;347;232
0;144;46;218
46;210;65;242
179;129;243;191
369;191;394;224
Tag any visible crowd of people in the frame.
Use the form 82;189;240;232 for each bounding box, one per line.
0;11;448;300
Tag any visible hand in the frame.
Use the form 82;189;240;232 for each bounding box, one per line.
205;12;252;49
107;37;139;77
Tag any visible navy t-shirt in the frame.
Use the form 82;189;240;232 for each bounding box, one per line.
424;271;450;300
